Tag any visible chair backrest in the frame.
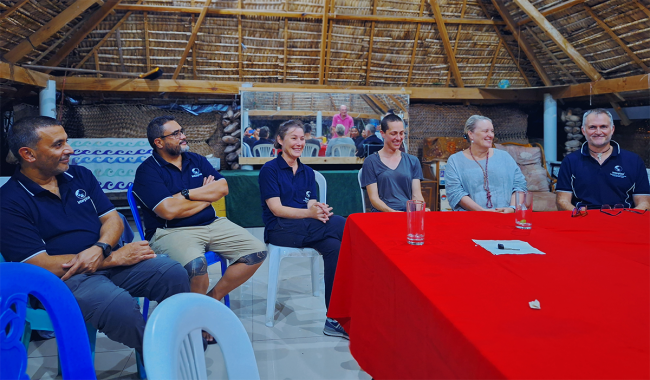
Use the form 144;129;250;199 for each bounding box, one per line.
357;169;366;213
303;144;319;157
253;144;274;157
0;263;96;380
241;143;252;157
362;144;382;158
313;170;327;204
143;293;260;380
127;184;146;240
332;144;356;157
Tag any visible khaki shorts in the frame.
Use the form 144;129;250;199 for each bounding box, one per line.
149;218;267;267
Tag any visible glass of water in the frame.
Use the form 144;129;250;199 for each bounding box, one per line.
407;200;426;245
515;191;533;229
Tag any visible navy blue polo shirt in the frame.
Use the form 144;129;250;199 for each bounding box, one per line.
556;141;650;208
258;154;318;240
133;151;223;240
0;165;115;262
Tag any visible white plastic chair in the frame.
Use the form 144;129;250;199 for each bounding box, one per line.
241;142;252;157
253;144;275;157
303;143;320;157
144;293;260;380
265;170;327;327
358;168;366;213
332;144;357;157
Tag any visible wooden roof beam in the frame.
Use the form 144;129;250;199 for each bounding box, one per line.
0;62;50;87
429;0;463;87
517;0;585;27
511;0;601;81
4;0;98;63
475;0;530;86
0;0;30;22
113;4;504;24
318;0;331;84
74;0;144;71
632;0;650;19
173;0;212;80
525;25;577;84
406;0;427;86
583;4;649;73
42;0;122;71
491;0;552;86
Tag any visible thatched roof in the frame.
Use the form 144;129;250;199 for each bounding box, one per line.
1;0;649;90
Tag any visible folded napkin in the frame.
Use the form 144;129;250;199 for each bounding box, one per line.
472;240;546;255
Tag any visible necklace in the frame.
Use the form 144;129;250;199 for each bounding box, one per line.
469;147;493;209
588;146;611;162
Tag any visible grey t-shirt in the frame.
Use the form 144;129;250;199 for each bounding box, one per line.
361;152;424;212
445;149;527;211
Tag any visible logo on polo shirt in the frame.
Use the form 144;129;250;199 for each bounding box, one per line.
191;168;202;178
610;165;626;178
75;189;91;204
304;191;311;203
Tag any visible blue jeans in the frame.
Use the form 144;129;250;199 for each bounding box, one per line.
266;215;345;309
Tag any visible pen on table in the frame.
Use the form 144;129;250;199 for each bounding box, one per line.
497;243;520;251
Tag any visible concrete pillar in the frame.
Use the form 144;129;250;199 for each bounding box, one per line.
316;111;322;137
39;80;57;118
543;93;557;163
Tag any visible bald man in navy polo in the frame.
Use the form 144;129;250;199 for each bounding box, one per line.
1;116;189;355
556;108;650;211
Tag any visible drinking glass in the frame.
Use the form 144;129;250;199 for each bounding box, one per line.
515;192;533;229
407;200;425;245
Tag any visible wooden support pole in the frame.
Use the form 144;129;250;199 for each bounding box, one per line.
324;18;334;84
93;50;100;77
144;12;150;71
583;4;649;73
485;40;502;87
318;0;331;84
633;0;650;19
283;18;288;83
42;0;122;70
491;0;552;86
75;0;144;70
406;0;426;87
429;0;463;87
237;0;243;81
4;0;98;63
475;0;530;86
116;28;126;72
0;0;30;22
173;0;212;80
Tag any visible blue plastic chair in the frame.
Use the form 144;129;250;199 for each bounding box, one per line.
144;293;259;380
127;184;230;308
0;262;96;380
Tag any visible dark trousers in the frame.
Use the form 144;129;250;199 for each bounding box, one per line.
64;256;189;353
267;215;345;309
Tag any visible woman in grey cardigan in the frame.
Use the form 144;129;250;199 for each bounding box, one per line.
446;115;527;212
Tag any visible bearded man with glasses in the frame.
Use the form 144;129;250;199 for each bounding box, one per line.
133;116;267;343
556;108;650;212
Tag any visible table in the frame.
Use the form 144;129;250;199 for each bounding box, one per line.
221;170;363;227
328;211;649;379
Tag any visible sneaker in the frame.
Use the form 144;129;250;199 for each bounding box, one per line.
323;318;349;340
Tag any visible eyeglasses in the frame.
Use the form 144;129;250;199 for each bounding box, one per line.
600;204;647;216
160;128;186;139
571;206;588;218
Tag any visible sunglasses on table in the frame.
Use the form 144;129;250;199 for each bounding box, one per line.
571;204;647;217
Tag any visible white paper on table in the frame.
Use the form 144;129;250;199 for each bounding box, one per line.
472;240;546;255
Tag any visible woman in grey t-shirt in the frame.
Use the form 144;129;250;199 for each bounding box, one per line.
445;115;527;212
360;113;424;212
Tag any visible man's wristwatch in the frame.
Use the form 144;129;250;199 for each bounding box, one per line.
94;242;112;258
181;189;191;200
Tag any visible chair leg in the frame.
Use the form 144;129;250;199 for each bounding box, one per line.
310;256;321;297
86;323;97;365
142;298;149;322
219;258;231;308
265;252;282;327
136;351;147;379
20;320;32;352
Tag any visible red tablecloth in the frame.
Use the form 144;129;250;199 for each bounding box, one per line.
328;211;649;379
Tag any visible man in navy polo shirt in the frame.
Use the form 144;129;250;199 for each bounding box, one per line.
0;116;189;355
556;108;650;211
133;116;266;337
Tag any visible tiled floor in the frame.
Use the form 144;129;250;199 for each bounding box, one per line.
26;226;371;380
